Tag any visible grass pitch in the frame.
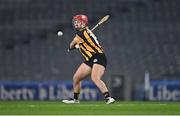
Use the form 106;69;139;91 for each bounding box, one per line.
0;101;180;115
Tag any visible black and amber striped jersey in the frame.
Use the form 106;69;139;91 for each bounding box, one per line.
75;27;104;61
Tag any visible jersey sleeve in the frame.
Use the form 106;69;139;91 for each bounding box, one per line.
74;34;84;44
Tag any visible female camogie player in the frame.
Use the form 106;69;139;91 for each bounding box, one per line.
62;14;115;104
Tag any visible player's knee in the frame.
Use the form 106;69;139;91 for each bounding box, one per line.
91;76;99;84
73;75;81;83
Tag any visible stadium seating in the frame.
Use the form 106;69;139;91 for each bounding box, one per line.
0;0;180;99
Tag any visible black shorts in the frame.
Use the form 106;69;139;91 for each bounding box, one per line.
84;53;107;68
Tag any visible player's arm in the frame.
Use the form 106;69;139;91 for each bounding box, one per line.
68;35;80;52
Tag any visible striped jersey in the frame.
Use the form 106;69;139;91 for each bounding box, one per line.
75;27;104;61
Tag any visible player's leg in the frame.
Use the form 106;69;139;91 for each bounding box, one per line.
62;63;91;104
91;64;115;104
73;63;91;99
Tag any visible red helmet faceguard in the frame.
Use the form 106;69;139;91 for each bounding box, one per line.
72;15;88;30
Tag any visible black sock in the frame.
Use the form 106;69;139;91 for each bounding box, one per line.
103;91;110;100
73;93;80;100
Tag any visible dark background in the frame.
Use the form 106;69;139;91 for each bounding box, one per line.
0;0;180;100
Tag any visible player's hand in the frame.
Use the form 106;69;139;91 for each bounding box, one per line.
67;47;75;52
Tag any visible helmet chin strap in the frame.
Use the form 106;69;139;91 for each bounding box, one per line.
79;27;86;31
75;26;86;31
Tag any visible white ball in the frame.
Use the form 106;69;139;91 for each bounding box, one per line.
57;31;63;36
